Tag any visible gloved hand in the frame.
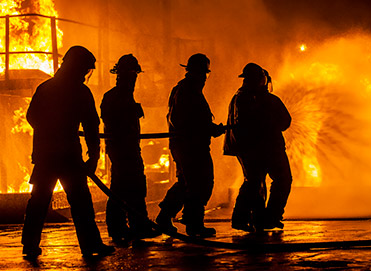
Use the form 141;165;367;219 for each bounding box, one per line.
85;157;99;174
211;123;226;138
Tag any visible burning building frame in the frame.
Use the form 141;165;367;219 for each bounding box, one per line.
0;9;173;223
0;13;60;194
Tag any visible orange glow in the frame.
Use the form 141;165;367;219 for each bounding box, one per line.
54;180;63;192
145;152;170;171
276;33;371;188
159;153;170;168
10;100;111;193
0;0;63;75
1;0;64;194
11;97;33;136
93;147;109;186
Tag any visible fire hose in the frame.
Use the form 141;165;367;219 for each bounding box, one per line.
78;130;174;139
81;130;371;251
88;172;371;252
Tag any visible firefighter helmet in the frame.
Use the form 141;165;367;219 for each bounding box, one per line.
238;63;265;79
110;54;142;74
62;46;96;69
180;53;211;73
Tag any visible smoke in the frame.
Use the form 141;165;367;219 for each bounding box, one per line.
46;0;371;217
276;32;371;218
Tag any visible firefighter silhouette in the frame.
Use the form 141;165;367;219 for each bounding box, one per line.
100;54;159;242
22;46;114;258
156;53;225;237
224;63;292;231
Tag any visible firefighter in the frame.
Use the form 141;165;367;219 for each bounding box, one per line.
224;63;292;231
156;53;225;237
100;54;159;242
21;46;114;258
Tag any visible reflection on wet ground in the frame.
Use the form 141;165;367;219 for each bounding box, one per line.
1;219;371;270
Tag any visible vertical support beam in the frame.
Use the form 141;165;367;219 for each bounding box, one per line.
98;0;110;91
98;0;110;180
50;17;59;74
5;15;10;81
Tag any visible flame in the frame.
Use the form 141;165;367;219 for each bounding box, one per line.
54;180;63;192
9;99;110;192
94;147;109;185
299;44;307;52
0;0;63;75
19;181;32;193
159;153;170;168
3;163;32;193
1;0;64;194
277;32;371;187
7;186;16;193
11;97;33;135
145;151;170;171
5;163;64;193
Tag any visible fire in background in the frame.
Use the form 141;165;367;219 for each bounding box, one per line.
0;0;63;74
272;32;371;218
0;0;62;193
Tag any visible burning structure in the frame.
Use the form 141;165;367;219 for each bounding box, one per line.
1;0;371;222
0;0;172;222
0;1;63;222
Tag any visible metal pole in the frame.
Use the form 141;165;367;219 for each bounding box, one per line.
50;17;59;74
5;15;10;81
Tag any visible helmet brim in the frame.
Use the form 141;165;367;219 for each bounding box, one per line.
180;64;211;73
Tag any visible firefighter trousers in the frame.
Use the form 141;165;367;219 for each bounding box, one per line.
21;163;103;253
159;145;214;227
232;150;292;226
106;151;150;238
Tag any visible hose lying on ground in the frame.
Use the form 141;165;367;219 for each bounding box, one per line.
87;172;371;252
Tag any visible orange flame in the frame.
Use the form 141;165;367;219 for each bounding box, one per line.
0;0;63;75
1;1;64;193
11;97;33;135
277;33;371;187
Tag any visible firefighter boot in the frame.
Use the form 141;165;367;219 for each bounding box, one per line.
156;210;178;233
186;224;216;238
22;246;42;259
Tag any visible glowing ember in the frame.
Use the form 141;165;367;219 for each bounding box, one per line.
299;44;307;52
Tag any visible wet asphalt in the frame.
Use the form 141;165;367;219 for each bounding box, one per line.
1;207;371;270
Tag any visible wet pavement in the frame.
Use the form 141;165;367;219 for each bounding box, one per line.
1;208;371;270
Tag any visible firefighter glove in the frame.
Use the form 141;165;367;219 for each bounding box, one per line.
212;123;226;138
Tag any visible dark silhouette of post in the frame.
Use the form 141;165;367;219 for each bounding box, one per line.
5;15;10;81
50;17;59;74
